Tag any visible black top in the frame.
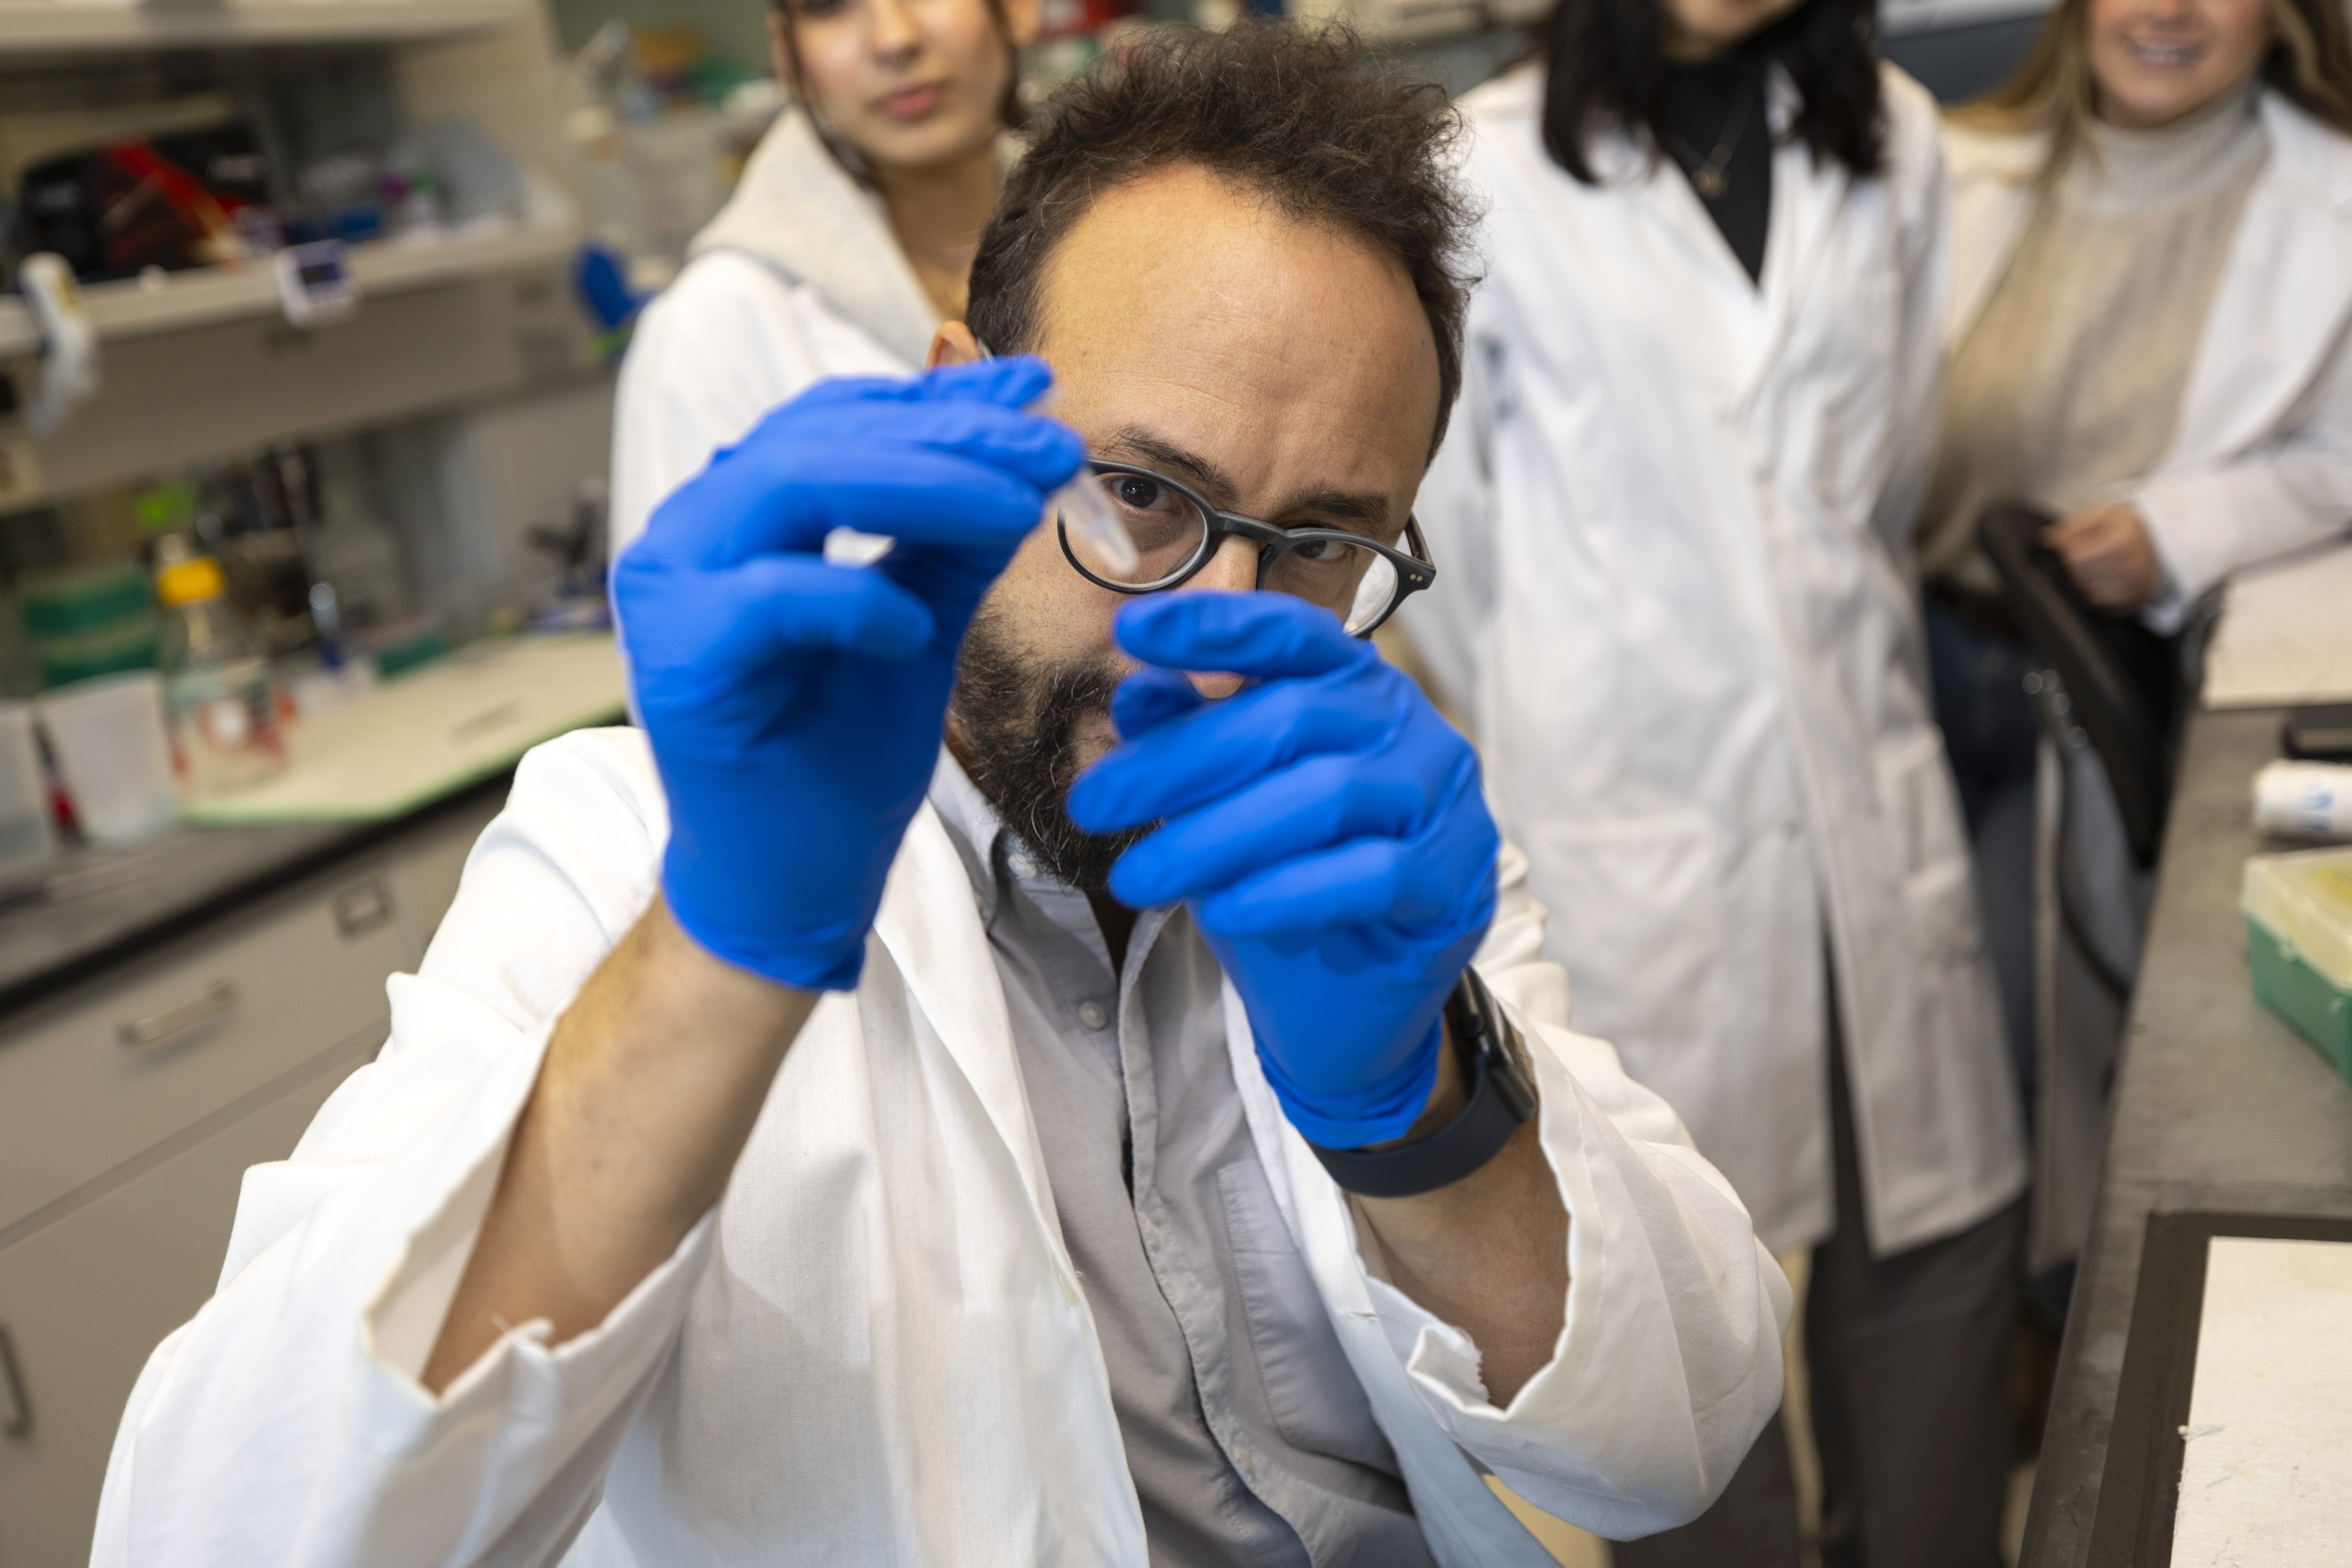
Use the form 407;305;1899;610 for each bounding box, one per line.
1655;49;1774;285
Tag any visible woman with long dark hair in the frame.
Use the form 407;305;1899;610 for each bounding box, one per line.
1407;1;2024;1563
610;0;1037;555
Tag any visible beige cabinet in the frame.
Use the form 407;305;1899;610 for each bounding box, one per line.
0;873;409;1238
0;792;501;1568
0;1038;372;1568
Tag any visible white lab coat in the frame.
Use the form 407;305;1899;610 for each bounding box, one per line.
93;728;1791;1563
1940;90;2352;632
1407;65;2025;1258
610;105;948;555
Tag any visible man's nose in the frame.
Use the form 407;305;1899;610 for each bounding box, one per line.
1183;535;1260;700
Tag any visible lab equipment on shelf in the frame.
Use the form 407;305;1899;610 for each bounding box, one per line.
2243;845;2352;1078
35;671;179;844
155;543;286;795
17;563;158;687
306;441;412;636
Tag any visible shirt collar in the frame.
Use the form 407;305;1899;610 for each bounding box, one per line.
929;748;1162;978
928;749;1008;926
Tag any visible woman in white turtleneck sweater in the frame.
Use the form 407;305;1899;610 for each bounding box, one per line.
1914;0;2352;1260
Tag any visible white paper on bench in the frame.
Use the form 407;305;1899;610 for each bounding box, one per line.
2203;540;2352;708
2170;1236;2352;1566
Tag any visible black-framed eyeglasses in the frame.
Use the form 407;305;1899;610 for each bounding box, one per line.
1054;460;1437;638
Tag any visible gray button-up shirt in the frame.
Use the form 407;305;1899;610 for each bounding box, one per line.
929;758;1437;1568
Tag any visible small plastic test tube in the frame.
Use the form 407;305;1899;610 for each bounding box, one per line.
1053;469;1141;578
823;379;1141;573
1019;379;1141;577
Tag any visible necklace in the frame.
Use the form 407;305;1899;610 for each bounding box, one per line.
1666;74;1758;201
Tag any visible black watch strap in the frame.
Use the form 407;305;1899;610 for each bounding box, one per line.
1307;967;1538;1199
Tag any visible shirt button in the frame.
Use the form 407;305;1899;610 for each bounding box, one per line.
1077;1000;1109;1031
1007;850;1039;881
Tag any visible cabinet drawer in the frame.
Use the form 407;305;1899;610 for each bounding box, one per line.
0;1040;370;1568
0;873;407;1234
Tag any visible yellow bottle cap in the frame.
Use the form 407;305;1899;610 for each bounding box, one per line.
157;555;226;607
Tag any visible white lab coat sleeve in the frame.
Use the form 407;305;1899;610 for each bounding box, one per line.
90;730;715;1568
1873;67;1953;563
2131;323;2352;632
609;251;837;561
1368;842;1793;1540
1398;268;1504;721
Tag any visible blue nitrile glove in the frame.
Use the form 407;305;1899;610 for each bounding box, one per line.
615;359;1082;990
1066;593;1501;1147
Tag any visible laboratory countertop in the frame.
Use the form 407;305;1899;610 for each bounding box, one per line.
2022;704;2352;1564
0;776;511;1021
0;633;627;1021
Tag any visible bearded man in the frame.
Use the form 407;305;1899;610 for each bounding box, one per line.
94;26;1789;1567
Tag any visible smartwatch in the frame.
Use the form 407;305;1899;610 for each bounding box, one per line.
1307;966;1538;1199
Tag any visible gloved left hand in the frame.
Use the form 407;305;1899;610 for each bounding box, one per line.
1067;593;1500;1148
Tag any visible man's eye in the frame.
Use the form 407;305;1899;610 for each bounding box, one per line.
1111;475;1173;512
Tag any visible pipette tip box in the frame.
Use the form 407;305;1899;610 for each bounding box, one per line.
2243;846;2352;1079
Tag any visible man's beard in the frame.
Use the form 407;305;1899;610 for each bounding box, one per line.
951;603;1152;894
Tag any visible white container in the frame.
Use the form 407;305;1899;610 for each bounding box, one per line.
2254;760;2352;841
37;671;180;844
0;701;56;875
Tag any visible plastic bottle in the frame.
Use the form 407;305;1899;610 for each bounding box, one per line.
156;540;287;793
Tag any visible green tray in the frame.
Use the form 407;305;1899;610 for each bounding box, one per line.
2248;913;2352;1081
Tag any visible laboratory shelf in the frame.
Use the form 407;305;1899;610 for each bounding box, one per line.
0;219;578;360
1882;0;2052;36
1290;0;1545;45
0;0;516;55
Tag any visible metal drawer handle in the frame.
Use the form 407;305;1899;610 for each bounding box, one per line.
335;878;395;939
0;1323;30;1439
117;979;238;1051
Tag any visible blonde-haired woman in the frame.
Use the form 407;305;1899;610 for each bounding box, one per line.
1915;0;2352;1231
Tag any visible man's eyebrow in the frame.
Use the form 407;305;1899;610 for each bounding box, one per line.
1100;427;1237;498
1099;424;1392;530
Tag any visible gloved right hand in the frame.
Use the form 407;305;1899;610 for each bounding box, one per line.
615;359;1082;990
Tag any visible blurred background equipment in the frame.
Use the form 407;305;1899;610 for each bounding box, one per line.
0;6;618;1563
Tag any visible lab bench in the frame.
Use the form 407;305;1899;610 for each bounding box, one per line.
2021;705;2352;1564
0;779;510;1568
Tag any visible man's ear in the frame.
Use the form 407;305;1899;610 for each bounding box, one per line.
928;321;984;370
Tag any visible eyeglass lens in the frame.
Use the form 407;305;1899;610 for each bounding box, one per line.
1060;470;1402;635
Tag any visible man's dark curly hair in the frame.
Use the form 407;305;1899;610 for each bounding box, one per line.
965;22;1477;457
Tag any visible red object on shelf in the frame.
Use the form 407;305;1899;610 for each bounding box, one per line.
1036;0;1140;40
20;123;275;282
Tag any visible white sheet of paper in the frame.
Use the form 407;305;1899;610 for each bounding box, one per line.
2203;540;2352;709
2170;1236;2352;1566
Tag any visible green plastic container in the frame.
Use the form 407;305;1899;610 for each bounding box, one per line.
37;622;159;686
17;564;160;688
18;564;151;639
2243;847;2352;1080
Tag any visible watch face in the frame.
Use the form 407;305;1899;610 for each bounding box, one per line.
1446;969;1536;1126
